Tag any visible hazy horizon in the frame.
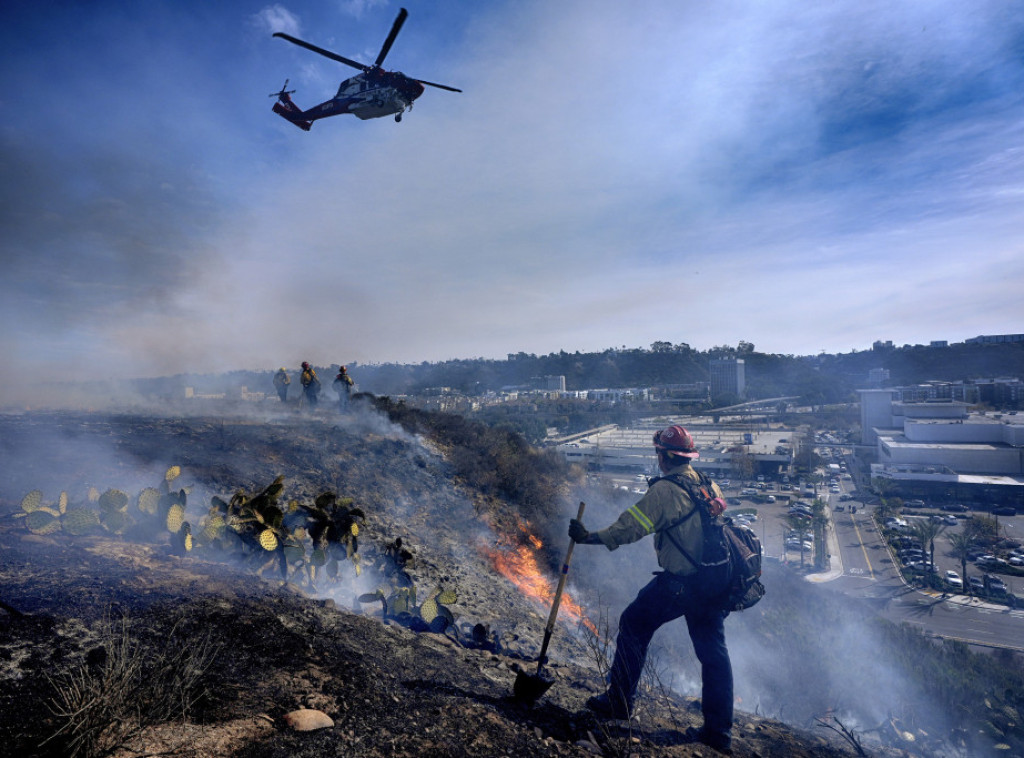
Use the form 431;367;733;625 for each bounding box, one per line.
3;1;1023;395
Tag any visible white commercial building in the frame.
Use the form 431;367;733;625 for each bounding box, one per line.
859;390;1024;508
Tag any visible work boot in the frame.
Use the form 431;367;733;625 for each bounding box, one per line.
684;726;733;755
586;692;632;720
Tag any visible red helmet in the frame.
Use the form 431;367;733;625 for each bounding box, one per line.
653;425;699;458
301;362;310;369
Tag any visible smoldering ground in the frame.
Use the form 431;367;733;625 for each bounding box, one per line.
0;404;994;756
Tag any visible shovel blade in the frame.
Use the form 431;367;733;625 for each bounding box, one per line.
513;671;553;703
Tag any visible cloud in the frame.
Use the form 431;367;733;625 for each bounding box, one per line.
253;5;301;37
2;0;1024;388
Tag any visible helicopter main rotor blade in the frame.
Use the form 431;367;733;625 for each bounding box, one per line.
415;78;462;93
273;32;367;72
375;7;408;68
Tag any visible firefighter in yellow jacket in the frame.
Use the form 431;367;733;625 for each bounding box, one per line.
568;425;734;754
272;367;290;402
300;362;321;407
333;365;354;412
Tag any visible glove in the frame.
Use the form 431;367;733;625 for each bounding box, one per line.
569;518;600;544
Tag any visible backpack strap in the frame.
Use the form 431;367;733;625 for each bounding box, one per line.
649;473;707;572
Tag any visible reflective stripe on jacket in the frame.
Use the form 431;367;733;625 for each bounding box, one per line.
594;462;722;576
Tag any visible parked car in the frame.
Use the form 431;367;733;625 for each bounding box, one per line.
906;499;926;508
976;555;1008;569
941;503;968;512
968;576;985;592
945;570;963;588
984;574;1008;594
1009;555;1024;567
943;515;959;526
992;507;1018;517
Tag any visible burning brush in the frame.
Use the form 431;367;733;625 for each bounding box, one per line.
482;503;593;704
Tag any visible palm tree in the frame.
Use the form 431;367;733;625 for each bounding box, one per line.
785;513;812;567
910;518;948;575
811;498;830;571
947;531;978;596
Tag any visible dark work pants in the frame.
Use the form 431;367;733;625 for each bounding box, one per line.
607;572;733;738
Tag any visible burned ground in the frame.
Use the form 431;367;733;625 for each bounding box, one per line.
0;409;889;757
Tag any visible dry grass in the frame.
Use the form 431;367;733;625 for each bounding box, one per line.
45;612;221;758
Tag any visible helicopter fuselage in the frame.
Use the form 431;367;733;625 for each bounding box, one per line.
329;70;425;120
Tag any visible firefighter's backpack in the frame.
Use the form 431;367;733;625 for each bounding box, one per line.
652;470;765;612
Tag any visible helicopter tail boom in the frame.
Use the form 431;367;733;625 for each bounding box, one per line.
272;93;313;131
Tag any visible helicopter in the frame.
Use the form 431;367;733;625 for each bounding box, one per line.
271;7;460;129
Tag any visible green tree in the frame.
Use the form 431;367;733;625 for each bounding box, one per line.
910;519;947;574
731;451;756;481
785;513;813;568
948;531;978;596
875;497;902;522
811;499;830;570
964;513;1001;548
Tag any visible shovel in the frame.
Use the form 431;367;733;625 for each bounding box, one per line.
513;501;586;704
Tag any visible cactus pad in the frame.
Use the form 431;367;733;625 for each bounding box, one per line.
258;528;278;551
20;490;43;513
137;487;160;515
166;503;186;533
63;507;101;535
25;509;61;535
98;489;129;513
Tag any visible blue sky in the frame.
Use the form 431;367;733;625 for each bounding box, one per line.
2;0;1023;388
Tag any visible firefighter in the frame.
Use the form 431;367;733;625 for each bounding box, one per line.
568;425;734;754
272;367;291;402
300;362;321;407
333;365;354;411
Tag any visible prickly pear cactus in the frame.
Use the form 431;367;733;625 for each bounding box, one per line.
258;528;278;551
137;487;161;515
98;489;129;513
166;503;186;534
25;509;61;535
20;490;43;513
62;507;101;536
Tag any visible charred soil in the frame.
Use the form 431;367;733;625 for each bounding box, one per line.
0;409;865;758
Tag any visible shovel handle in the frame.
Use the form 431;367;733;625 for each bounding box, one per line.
536;501;586;670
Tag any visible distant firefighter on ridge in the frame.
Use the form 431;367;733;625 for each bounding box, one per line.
273;367;291;402
334;365;354;412
300;362;321;408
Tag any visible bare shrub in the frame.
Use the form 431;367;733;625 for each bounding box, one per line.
45;612;220;758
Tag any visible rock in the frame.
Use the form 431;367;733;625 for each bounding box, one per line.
576;738;603;754
283;708;335;731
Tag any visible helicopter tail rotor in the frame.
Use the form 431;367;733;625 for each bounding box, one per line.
269;79;296;100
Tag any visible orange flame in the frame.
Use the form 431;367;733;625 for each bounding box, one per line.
482;519;597;635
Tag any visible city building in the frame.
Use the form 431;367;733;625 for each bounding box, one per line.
541;375;566;392
710;358;745;400
556;420;792;479
858;390;1024;507
965;333;1024;345
868;368;890;387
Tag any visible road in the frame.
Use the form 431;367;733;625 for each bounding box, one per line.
825;469;1024;652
